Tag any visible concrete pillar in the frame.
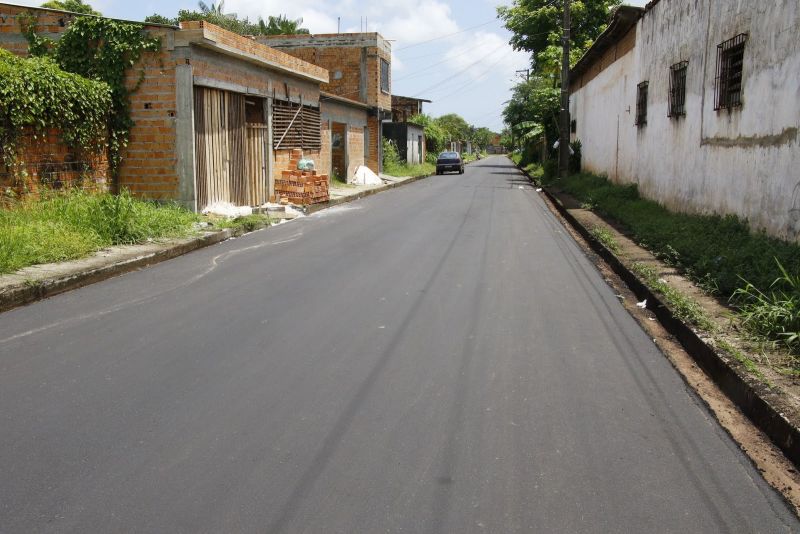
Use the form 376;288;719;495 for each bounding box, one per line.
175;64;197;212
266;97;275;200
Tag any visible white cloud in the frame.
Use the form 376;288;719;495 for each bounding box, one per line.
368;0;458;45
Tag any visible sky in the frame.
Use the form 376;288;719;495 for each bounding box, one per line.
9;0;648;133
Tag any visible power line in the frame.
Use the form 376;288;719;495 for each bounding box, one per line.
409;42;509;97
394;18;501;51
393;39;493;82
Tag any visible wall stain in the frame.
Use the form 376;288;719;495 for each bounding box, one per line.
701;127;798;149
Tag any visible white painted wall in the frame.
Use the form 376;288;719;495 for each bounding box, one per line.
571;0;800;240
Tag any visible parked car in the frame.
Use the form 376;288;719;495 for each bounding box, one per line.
436;151;464;175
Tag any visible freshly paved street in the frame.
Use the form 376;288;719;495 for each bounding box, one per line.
0;157;796;532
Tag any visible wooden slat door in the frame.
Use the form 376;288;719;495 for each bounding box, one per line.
245;124;269;206
193;87;249;210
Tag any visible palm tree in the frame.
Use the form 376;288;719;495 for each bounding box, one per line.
198;1;224;15
258;14;310;35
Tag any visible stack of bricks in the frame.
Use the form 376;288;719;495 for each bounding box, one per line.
274;148;329;205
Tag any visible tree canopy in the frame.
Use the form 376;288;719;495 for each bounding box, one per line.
410;113;497;154
40;0;100;16
145;5;309;36
498;0;620;159
497;0;619;77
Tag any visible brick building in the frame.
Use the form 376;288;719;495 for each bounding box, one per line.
391;95;431;123
256;33;393;174
0;4;332;211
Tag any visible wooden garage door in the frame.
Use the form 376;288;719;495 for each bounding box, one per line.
194;87;269;210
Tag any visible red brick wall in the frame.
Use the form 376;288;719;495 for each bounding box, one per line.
179;21;327;83
319;120;332;178
366;117;381;173
121;38;179;200
0;128;109;195
346;126;365;179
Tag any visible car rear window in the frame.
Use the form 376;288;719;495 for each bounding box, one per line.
438;152;459;159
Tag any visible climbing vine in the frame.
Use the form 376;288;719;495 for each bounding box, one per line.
0;49;111;178
17;13;161;178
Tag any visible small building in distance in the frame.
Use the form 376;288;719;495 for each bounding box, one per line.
391;95;432;123
382;123;425;166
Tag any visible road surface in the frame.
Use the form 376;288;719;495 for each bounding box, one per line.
1;157;796;532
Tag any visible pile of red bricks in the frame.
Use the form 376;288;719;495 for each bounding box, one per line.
274;148;329;205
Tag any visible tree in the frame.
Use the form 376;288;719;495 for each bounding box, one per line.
497;0;619;77
258;15;310;35
143;14;176;25
146;8;310;37
502;75;560;162
198;1;225;15
409;114;447;154
435;113;471;144
471;127;494;152
40;0;100;15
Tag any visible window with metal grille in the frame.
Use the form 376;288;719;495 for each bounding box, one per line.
380;59;390;94
635;81;648;127
714;33;747;110
668;61;688;117
272;100;321;150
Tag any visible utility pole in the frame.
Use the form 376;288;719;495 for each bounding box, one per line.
559;0;571;178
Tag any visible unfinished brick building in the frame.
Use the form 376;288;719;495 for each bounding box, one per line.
256;33;393;175
0;4;333;210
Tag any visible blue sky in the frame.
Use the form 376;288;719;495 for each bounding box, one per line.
9;0;647;133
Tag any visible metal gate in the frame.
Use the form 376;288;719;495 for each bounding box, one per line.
194;87;269;210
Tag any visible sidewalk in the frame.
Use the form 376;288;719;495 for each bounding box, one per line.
0;172;432;313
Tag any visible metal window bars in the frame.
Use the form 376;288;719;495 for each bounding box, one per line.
714;33;748;110
636;81;649;127
668;60;688;117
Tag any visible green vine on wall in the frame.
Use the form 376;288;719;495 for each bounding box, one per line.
18;13;161;179
0;48;111;180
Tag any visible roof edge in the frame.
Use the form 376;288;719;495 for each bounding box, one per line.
570;5;644;80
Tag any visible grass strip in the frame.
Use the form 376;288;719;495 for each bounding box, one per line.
0;190;199;274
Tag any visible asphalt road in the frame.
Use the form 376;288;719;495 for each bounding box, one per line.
1;156;797;533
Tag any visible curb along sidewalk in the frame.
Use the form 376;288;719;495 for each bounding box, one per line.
0;171;436;314
514;162;800;470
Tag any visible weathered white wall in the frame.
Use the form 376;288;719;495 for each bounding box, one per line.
571;0;800;240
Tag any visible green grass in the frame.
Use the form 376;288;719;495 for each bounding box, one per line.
0;190;200;274
631;261;716;332
716;338;771;385
558;173;800;299
382;161;436;178
590;225;621;255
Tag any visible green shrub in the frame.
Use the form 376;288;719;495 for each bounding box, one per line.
733;260;800;354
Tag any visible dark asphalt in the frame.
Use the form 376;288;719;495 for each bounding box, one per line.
0;157;796;533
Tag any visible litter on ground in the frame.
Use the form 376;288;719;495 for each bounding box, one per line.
350;165;382;185
636;299;648;309
202;202;253;218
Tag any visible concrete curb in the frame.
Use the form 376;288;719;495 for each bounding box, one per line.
515;163;800;468
0;230;233;314
0;169;437;314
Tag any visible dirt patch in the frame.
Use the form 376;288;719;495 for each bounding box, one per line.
541;187;800;515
